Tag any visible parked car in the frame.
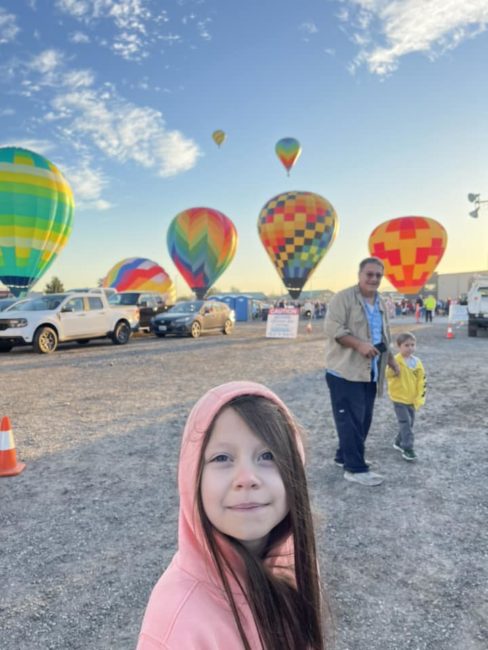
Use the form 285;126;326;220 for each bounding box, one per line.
0;292;140;353
151;300;235;338
0;297;20;311
109;291;167;330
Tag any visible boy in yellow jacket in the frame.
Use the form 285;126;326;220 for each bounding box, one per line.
386;332;426;461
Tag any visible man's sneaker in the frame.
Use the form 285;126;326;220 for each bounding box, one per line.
393;442;403;452
343;470;384;486
402;448;417;461
334;459;372;468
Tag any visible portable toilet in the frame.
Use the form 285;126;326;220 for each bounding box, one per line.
234;295;251;322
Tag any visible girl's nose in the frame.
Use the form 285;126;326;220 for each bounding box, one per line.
233;463;260;489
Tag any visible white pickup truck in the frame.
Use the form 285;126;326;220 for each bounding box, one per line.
467;278;488;337
0;292;140;353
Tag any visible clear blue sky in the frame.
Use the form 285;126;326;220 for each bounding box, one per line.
1;0;488;296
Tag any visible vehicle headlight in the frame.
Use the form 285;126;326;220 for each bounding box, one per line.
175;316;191;323
8;318;28;328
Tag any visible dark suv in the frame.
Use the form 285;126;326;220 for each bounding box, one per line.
150;300;235;338
109;292;167;330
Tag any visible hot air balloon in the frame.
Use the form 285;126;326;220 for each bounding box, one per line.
167;207;237;299
0;147;74;296
275;137;301;175
102;257;176;304
258;191;339;299
368;216;448;294
212;130;226;147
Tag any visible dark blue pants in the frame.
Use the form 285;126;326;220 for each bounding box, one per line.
326;372;377;473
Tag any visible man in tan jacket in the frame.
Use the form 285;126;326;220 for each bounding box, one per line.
324;257;400;486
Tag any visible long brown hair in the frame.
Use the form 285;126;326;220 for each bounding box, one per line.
196;395;325;649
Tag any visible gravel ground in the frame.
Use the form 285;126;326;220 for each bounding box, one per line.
1;317;487;650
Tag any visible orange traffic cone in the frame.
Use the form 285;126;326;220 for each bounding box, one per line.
0;416;26;477
446;324;455;340
306;321;313;334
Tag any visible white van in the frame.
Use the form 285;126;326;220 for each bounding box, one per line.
467;277;488;337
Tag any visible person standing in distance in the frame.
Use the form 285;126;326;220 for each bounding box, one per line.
324;257;400;486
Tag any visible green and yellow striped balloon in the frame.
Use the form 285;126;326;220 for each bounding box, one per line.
0;147;74;296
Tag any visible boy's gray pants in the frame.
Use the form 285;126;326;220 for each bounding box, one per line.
393;402;415;450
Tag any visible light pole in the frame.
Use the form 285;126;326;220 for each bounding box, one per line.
467;193;488;219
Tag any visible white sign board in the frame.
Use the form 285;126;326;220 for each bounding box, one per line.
448;304;468;323
266;308;300;339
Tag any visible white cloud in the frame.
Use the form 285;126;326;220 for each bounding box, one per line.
340;0;488;75
63;161;113;210
30;49;64;73
56;0;169;61
49;85;200;177
0;8;20;44
70;31;91;44
0;107;15;116
0;138;56;154
300;22;319;35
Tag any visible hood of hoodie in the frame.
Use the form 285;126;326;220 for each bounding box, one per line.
175;380;305;601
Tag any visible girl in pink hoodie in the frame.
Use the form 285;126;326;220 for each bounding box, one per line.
136;380;325;650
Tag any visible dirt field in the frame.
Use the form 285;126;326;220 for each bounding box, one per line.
1;317;487;649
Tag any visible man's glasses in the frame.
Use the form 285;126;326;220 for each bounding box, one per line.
364;272;383;278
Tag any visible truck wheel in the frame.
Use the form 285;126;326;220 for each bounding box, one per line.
112;321;131;345
468;325;477;337
34;326;58;354
0;342;12;352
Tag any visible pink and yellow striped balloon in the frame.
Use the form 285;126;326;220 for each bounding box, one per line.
167;207;237;299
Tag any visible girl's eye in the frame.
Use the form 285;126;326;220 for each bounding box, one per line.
260;451;274;461
211;454;231;463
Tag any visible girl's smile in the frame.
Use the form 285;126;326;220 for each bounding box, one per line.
201;407;288;554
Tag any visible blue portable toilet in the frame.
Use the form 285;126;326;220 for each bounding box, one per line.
234;295;251;322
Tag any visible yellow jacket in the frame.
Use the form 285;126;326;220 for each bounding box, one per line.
386;353;426;410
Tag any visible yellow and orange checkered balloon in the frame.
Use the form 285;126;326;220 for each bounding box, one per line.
368;216;447;294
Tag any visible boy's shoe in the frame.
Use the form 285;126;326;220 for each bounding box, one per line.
343;470;384;486
393;442;403;452
402;449;417;461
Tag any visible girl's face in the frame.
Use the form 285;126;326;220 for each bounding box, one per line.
201;406;288;554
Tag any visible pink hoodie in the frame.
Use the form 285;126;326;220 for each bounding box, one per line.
136;381;305;650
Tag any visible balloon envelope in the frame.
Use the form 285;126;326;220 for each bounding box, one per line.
212;130;226;147
103;257;176;304
275;137;301;175
167;207;237;299
0;147;74;296
258;191;339;299
368;216;448;294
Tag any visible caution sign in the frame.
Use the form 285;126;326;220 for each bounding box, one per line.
266;307;300;339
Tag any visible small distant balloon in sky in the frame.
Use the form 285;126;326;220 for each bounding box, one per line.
212;130;226;147
0;146;74;296
275;137;301;175
167;207;237;299
258;190;339;299
368;216;448;294
103;257;176;304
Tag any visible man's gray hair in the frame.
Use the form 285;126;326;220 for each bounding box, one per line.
359;257;385;272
